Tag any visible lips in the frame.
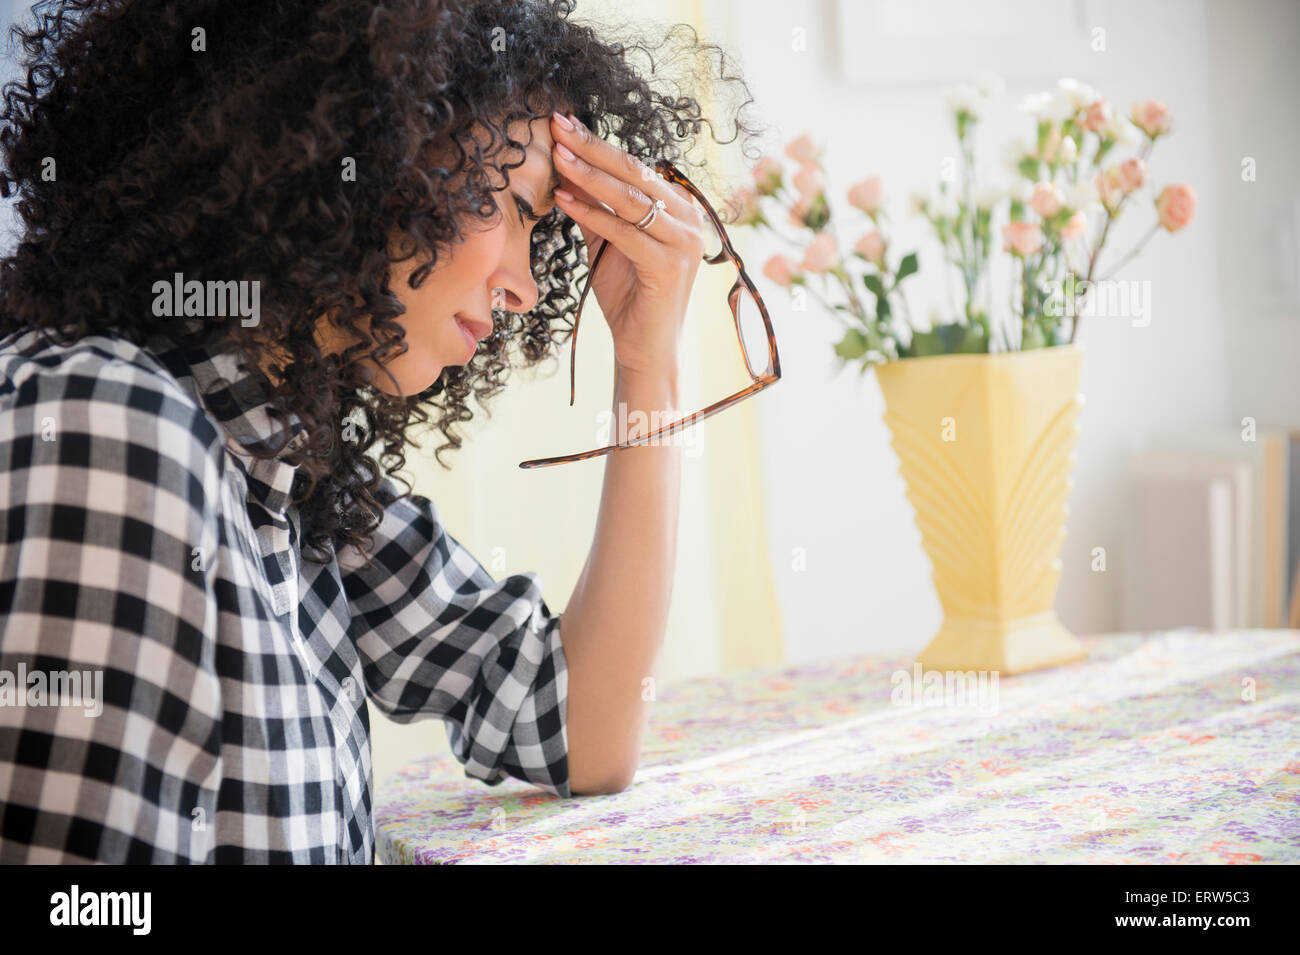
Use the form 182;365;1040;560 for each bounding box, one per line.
453;313;491;361
454;313;493;342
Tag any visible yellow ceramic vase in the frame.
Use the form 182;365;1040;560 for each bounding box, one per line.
875;345;1087;675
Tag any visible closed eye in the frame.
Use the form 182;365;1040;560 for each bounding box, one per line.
513;194;544;226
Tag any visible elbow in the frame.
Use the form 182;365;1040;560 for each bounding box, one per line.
569;758;637;796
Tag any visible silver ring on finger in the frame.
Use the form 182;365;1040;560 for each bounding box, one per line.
634;197;666;231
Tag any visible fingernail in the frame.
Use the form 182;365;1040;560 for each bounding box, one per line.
555;188;574;202
556;142;576;162
567;113;581;129
552;111;573;130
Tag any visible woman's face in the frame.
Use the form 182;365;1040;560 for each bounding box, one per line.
350;115;563;396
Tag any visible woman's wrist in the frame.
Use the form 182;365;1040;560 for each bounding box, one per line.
614;357;681;406
611;355;684;447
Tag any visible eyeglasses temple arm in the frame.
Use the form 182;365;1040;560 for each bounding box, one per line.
570;236;610;407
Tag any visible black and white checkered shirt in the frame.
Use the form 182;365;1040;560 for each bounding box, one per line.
0;328;570;863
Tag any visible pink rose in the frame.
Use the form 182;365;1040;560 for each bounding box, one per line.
847;176;884;214
752;156;783;196
854;230;886;265
1119;157;1146;193
722;186;762;226
1030;182;1064;218
761;253;798;287
1002;221;1044;257
1081;99;1112;133
1155;184;1196;233
785;132;819;163
1096;166;1125;209
1130;100;1171;138
792;160;825;198
788;196;811;228
1060;210;1088;240
800;232;839;273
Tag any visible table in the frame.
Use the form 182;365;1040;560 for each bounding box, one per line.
374;629;1300;864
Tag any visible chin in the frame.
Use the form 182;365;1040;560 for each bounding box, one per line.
364;349;454;397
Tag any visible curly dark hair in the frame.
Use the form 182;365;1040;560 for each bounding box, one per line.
0;0;763;564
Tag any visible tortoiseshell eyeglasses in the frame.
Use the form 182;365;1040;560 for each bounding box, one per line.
518;158;781;469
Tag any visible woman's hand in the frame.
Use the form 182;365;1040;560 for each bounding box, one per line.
550;111;706;380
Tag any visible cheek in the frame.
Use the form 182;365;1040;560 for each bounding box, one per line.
440;219;507;288
373;221;509;395
392;225;505;323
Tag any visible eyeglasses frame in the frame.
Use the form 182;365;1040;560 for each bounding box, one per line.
518;157;781;469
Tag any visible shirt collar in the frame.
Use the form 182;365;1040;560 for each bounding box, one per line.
148;333;308;517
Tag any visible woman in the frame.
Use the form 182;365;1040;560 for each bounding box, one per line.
0;0;758;862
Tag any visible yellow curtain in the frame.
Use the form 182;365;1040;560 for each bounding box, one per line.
371;0;782;790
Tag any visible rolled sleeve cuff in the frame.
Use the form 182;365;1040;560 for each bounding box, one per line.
446;603;571;798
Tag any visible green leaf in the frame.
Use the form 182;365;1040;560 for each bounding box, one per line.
902;322;989;358
807;193;831;231
956;111;972;142
862;273;886;297
895;252;919;283
1021;323;1047;350
834;328;869;360
876;296;892;321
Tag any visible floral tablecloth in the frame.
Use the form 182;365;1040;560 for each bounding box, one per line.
375;629;1300;864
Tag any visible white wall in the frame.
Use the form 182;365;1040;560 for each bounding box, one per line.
1206;0;1300;427
705;0;1286;662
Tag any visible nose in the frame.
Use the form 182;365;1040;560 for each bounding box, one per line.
487;240;539;315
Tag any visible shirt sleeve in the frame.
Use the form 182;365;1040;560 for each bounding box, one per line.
338;476;570;798
0;348;226;863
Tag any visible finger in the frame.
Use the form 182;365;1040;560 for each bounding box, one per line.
552;113;695;221
555;143;703;249
554;186;669;267
551;135;655;223
555;174;613;255
556;170;603;213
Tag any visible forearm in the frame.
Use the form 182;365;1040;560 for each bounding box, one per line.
560;361;683;793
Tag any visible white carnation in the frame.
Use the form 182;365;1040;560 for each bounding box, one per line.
1064;181;1101;211
1018;91;1052;117
1107;115;1142;146
1057;77;1101;110
1002;136;1035;174
945;83;982;118
1019;90;1075;123
1008;180;1034;203
930;192;961;219
973;184;1004;210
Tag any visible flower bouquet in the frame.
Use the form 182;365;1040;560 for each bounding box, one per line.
724;78;1197;674
726;76;1197;366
